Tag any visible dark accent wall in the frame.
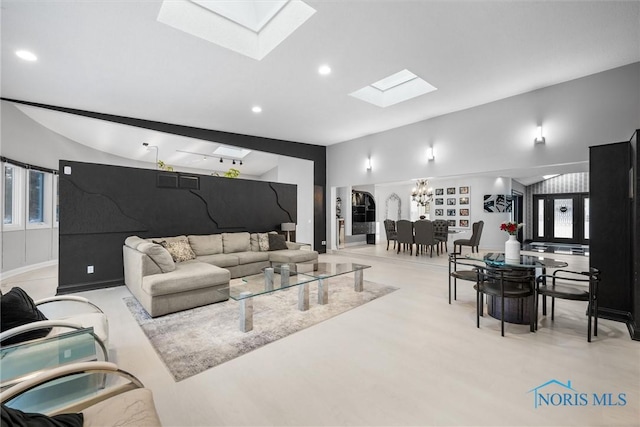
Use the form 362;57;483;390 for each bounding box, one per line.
59;160;297;294
2;98;326;253
590;134;640;340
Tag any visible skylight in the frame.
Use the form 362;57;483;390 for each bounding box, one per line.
191;0;288;33
350;69;437;108
157;0;316;60
214;146;252;159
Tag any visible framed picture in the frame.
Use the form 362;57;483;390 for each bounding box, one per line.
460;219;469;227
484;194;513;212
435;198;444;205
447;209;456;216
447;220;456;227
435;188;444;195
459;186;469;194
447;198;456;205
447;187;456;195
460;208;469;216
459;197;469;205
435;209;444;216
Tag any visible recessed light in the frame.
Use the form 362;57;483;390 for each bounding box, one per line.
252;106;262;113
16;50;37;61
318;65;331;75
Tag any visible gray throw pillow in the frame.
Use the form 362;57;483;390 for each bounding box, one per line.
268;234;288;251
138;242;176;272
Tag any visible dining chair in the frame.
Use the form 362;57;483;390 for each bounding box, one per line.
433;219;449;253
448;252;481;304
454;220;484;253
535;268;600;342
475;266;536;336
414;220;438;257
383;219;397;251
396;220;415;255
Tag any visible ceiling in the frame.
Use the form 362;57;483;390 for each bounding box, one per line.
1;1;639;180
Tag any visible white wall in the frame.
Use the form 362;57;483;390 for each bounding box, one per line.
327;63;639;188
327;63;640;247
266;156;315;246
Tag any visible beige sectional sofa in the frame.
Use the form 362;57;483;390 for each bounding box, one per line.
123;232;318;317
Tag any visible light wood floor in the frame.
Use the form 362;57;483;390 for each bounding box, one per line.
2;245;639;426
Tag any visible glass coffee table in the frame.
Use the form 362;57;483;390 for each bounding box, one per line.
228;262;371;332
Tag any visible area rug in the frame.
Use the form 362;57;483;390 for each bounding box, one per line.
124;277;397;381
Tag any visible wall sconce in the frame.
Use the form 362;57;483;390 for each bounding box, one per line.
535;126;546;144
365;157;372;170
426;147;435;161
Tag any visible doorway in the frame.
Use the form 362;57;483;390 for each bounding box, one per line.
533;193;589;244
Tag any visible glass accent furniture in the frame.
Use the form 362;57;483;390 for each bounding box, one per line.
226;262;372;332
465;252;568;324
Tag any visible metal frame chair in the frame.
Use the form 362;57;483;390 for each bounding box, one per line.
475;266;536;336
448;252;481;304
535;268;600;342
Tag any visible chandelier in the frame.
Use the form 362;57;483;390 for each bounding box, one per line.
411;179;433;207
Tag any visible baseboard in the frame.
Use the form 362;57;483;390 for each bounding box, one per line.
0;260;58;281
56;278;124;295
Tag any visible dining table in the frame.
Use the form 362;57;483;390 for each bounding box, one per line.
465;252;569;324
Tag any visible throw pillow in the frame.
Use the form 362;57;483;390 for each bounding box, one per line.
258;233;270;251
0;287;51;346
1;404;83;427
268;233;288;251
157;239;196;263
139;242;176;272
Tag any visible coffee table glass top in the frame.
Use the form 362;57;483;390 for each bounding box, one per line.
227;268;317;301
280;262;371;279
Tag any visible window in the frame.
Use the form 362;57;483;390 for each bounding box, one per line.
3;163;24;229
28;170;45;223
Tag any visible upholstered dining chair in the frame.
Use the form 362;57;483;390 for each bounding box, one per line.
433;219;449;253
383;219;398;251
396;220;415;255
454;220;484;254
414;220;439;257
535;268;600;342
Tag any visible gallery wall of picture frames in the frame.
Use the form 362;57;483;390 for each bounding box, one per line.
434;186;470;228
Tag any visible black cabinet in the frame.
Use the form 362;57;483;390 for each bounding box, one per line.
590;132;640;340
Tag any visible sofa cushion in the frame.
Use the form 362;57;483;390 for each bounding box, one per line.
234;251;270;264
249;233;260;252
268;233;288;251
156;238;196;263
141;260;230;297
137;242;176;273
196;253;240;268
0;287;51;346
124;235;146;250
268;249;319;264
222;232;250;253
188;234;223;256
258;233;270;251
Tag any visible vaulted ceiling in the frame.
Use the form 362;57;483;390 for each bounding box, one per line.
1;1;639;175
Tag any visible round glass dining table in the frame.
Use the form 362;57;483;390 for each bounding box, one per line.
464;252;568;324
465;252;568;269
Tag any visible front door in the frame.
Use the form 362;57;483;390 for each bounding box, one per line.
533;193;589;244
